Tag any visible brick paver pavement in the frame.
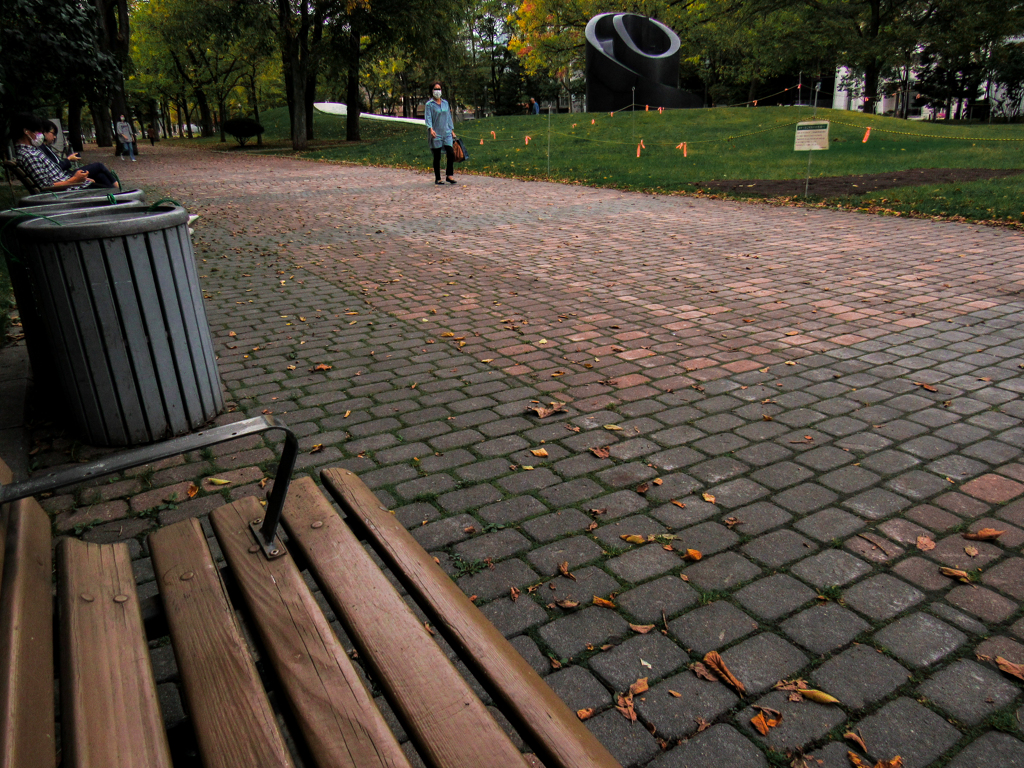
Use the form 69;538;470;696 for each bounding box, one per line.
30;144;1024;766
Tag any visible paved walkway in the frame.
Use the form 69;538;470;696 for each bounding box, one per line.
29;144;1024;766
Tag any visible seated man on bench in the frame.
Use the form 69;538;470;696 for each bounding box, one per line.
40;121;119;189
10;113;92;191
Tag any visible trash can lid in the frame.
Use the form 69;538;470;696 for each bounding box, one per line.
17;188;146;206
0;198;145;223
15;203;189;242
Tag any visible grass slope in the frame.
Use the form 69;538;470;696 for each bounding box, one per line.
287;106;1024;225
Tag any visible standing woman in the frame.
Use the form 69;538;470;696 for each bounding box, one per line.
424;81;457;185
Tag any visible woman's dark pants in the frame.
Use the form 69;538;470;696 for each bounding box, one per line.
432;146;454;181
80;162;118;189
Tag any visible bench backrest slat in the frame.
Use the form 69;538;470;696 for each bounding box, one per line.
322;468;624;768
282;477;531;768
209;497;413;768
57;538;172;768
0;496;55;768
149;518;295;768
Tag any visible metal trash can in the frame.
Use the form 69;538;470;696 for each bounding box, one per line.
15;204;224;446
1;200;147;402
17;188;146;206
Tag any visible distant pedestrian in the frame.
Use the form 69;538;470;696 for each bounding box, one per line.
529;97;540;115
425;80;457;185
115;114;136;161
148;124;157;146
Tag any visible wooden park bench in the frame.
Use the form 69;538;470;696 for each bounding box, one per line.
2;159;57;196
0;415;622;768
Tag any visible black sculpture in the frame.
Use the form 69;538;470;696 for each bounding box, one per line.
585;13;702;112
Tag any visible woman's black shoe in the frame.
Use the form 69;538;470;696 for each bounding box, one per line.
435;180;444;185
446;177;457;184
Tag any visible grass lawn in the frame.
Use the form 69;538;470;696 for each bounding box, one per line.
242;105;1024;227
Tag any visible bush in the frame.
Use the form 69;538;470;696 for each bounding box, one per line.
222;117;264;147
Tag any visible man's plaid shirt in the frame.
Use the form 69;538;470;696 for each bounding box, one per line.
14;144;90;190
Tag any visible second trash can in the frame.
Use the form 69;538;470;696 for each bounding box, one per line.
15;203;224;446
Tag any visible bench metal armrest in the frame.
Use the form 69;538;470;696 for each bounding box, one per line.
0;415;297;557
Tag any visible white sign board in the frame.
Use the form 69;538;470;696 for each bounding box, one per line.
794;120;829;151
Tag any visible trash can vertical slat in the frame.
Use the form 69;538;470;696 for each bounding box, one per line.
105;237;169;440
80;237;151;444
123;234;189;437
162;228;218;421
174;224;220;420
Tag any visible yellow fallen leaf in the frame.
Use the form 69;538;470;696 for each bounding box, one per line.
531;448;549;457
964;545;979;557
621;534;647;545
186;483;199;499
801;689;841;705
604;424;623;431
652;478;663;485
629;677;649;695
482;358;494;363
207;477;231;485
702;493;716;503
682;549;702;561
441;331;455;337
668;690;682;698
522;466;534;470
593;596;616;609
310;444;324;453
671;500;686;508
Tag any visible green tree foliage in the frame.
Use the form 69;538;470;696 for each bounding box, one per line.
1;0;119;141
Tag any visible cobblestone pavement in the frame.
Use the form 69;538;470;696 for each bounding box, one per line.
30;144;1024;766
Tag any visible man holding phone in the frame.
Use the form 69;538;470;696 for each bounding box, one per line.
10;113;92;190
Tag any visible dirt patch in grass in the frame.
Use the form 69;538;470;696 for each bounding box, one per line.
693;167;1024;197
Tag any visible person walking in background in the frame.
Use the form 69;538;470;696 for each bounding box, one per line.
148;124;157;146
40;121;119;189
529;97;540;115
424;81;457;185
115;114;135;161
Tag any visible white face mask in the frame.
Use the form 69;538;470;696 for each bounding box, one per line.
30;133;45;148
432;89;441;99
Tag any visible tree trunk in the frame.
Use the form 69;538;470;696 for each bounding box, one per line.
250;74;263;147
91;101;114;147
346;16;361;142
196;90;214;136
276;0;308;150
219;98;227;142
305;71;316;141
67;96;83;152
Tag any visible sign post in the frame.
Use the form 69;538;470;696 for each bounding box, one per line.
795;120;829;197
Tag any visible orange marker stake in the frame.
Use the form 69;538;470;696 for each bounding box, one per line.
591;119;596;125
862;127;871;143
640;139;646;149
480;139;484;145
645;104;649;111
636;143;641;157
610;112;614;117
676;142;684;150
658;107;664;114
525;136;531;145
684;142;688;157
491;131;496;139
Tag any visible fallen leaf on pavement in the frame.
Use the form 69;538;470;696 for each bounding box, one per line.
913;381;938;392
682;549;702;561
464;526;476;534
591;446;611;458
964;545;979;557
963;528;1004;541
671;500;686;508
801;689;841;705
527;403;567;419
186;483;199;499
558;561;576;580
604;424;623;431
556;599;579;609
724;517;742;528
593;596;617;609
668;690;682;698
695;717;711;732
844;731;868;753
702;493;716;503
652;478;663;485
207;477;231;485
586;521;598;532
635;483;649;494
530;448;549;457
311;363;332;371
310;444;324;453
510;587;520;602
576;708;595;721
940;567;972;583
640;659;653;669
996;656;1024;681
916;536;936;551
615;692;636;721
630;623;656;634
549;657;562;670
703;651;745;695
750;707;782;735
692;662;717;682
630;677;649;696
621;534;647;545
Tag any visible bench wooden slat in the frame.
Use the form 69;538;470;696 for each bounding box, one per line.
57;538;171;768
282;477;530;768
149;518;295;768
209;498;413;768
321;468;624;768
0;496;55;768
